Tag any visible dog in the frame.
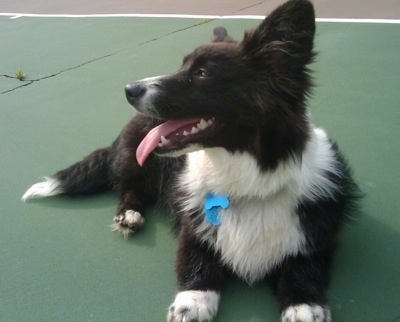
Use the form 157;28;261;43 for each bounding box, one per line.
22;0;361;321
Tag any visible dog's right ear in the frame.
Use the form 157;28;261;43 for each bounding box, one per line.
240;0;316;69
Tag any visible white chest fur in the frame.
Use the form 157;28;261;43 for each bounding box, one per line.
215;191;305;284
178;128;338;284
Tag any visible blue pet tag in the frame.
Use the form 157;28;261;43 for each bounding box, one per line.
204;194;230;226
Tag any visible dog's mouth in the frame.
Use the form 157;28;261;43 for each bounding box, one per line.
136;117;216;166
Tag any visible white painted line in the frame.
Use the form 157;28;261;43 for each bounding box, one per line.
0;13;399;23
0;13;220;19
316;18;400;24
220;15;265;20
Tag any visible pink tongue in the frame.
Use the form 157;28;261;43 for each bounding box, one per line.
136;118;202;166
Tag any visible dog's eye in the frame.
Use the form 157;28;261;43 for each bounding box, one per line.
195;69;209;78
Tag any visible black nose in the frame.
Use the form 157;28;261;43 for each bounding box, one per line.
125;83;146;105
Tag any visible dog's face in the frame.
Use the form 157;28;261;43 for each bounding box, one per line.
126;0;316;168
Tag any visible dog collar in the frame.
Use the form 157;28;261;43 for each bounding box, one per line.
204;193;230;226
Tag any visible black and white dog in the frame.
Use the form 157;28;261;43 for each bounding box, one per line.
23;0;360;321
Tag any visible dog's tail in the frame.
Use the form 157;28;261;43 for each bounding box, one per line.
22;147;112;201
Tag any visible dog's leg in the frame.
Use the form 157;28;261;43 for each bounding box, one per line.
168;223;224;322
110;148;148;238
272;250;334;322
109;115;167;238
112;189;146;238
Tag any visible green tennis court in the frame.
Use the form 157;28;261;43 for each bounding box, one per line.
1;15;399;321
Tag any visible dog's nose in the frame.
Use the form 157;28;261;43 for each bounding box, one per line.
125;83;146;105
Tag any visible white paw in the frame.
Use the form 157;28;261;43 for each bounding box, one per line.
167;290;220;322
111;210;145;238
281;304;331;322
22;177;62;201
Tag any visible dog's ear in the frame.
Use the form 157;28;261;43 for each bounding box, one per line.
241;0;315;69
212;26;237;43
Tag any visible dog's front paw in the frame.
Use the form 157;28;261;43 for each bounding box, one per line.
281;304;331;322
111;210;145;238
167;290;220;322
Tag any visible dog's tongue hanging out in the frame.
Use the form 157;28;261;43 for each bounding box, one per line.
136;118;203;166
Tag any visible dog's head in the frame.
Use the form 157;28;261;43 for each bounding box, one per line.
126;0;316;168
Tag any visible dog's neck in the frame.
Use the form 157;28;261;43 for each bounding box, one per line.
182;147;298;201
181;127;339;204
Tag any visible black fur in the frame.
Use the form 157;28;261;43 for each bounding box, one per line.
25;1;361;321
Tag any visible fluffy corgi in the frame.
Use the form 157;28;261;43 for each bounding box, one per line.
23;0;360;321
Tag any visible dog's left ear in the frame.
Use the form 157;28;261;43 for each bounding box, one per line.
241;0;316;69
212;26;237;43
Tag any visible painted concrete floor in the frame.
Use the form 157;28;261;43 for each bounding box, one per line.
1;1;400;321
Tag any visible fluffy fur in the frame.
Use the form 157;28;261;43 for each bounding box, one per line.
23;1;361;321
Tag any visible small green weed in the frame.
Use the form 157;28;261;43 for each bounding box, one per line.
15;68;27;81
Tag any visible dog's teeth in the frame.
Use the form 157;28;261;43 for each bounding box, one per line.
197;119;209;130
191;127;200;134
183;130;190;136
160;136;170;144
207;119;214;126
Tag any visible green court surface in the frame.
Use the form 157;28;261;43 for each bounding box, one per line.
1;16;399;321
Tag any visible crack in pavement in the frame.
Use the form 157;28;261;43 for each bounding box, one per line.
0;75;36;94
1;50;123;95
138;19;217;46
139;3;267;46
233;0;269;14
1;21;206;95
1;20;208;94
2;11;261;95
